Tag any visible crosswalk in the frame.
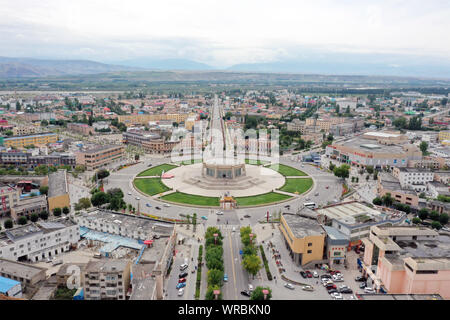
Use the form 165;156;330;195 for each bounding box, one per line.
216;224;240;231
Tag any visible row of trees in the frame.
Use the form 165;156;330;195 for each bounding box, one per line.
240;226;263;279
204;227;224;300
2;210;52;230
412;208;449;230
90;188;126;211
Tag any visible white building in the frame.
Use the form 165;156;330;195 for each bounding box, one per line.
0;218;79;262
392;167;434;192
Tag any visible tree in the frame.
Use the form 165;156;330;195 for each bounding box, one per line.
412;217;421;224
53;207;62;216
250;286;272;300
4;219;13;229
41;120;49;127
419;141;428;155
429;210;440;221
30;213;39;222
366;175;370;181
96;169;110;180
393;117;407;129
76;198;91;210
135;154;140;161
418;208;429;221
4;130;13;136
381;193;394;207
242;254;262;279
366;166;374;174
329;162;336;171
373;171;378;180
62;206;70;215
372;197;382;206
40;210;49;220
333;164;350;180
39;186;49;196
91;192;110;207
431;221;442;230
18;216;28;225
439;213;449;225
207;269;224;287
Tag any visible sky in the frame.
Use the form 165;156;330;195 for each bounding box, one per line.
1;0;450;68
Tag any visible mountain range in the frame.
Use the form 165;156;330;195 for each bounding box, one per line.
1;54;450;79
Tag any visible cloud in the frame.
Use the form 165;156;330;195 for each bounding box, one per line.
0;0;449;67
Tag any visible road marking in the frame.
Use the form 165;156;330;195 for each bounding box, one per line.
228;231;238;300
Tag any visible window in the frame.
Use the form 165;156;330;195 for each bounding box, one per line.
307;250;312;254
308;243;313;247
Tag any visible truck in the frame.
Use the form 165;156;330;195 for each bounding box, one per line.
52;259;63;266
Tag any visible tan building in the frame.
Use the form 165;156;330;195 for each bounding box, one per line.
67;123;95;136
287;119;306;133
117;113;193;126
83;259;132;300
47;169;70;212
75;145;124;171
279;211;325;266
10;195;47;221
0;259;47;291
12;126;37;136
3;133;58;148
377;173;419;207
0;184;21;218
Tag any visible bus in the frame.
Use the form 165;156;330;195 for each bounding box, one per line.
304;202;317;209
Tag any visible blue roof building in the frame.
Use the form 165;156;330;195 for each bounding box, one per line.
0;276;22;298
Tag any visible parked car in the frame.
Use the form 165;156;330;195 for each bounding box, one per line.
128;192;132;195
178;278;186;283
244;214;251;218
340;288;353;294
355;276;365;282
300;271;307;279
216;211;224;215
248;284;254;292
312;271;319;278
331;292;343;300
164;204;171;207
179;272;188;278
359;282;367;289
284;283;295;290
325;284;337;290
321;274;332;279
155;206;161;210
347;295;356;300
223;274;228;282
364;287;376;294
178;288;184;296
305;271;313;278
148;164;153;167
146;203;152;207
327;288;338;294
135;197;141;200
176;282;186;289
240;290;251;297
201;216;208;220
302;285;314;291
180;264;188;271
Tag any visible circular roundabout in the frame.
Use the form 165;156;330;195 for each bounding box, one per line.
133;162;314;208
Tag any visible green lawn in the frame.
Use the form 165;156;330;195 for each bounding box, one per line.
134;178;171;196
235;192;292;206
245;159;270;165
137;164;178;177
278;178;313;194
266;164;308;176
161;192;220;206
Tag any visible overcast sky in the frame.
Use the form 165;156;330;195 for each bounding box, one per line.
1;0;450;67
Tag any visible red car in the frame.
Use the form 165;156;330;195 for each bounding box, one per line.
326;284;337;290
305;271;313;278
178;278;186;283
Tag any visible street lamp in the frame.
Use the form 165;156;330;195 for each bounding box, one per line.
213;289;220;300
213;233;218;245
249;233;254;245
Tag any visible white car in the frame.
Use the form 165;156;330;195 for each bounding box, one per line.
135;197;140;200
322;280;334;287
164;204;171;207
312;271;319;278
128;192;132;195
347;295;356;300
248;284;254;292
178;288;184;296
216;211;224;215
284;283;295;290
331;292;343;300
364;287;376;294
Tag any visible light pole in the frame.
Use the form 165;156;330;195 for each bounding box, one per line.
262;289;269;300
249;233;254;245
213;233;218;245
214;289;220;300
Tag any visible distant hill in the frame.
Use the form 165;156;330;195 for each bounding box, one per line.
0;57;139;78
112;58;213;71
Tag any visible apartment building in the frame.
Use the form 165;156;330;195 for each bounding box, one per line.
0;218;80;262
47;169;70;212
83;259;131;300
117;113;192;126
0;184;20;218
279;211;326;267
286;119;307;133
0;151;75;169
123;130;179;154
75;145;124;171
361;226;450;299
3;133;58;148
438;130;450;143
67;123;95;136
392;167;434;192
12;126;37;136
377;173;419;207
408;156;445;170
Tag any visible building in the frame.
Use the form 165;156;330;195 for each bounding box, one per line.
83;259;132;300
10;195;48;221
392;167;433;193
123;130;179;154
0;150;75;169
0;184;20;218
427;181;450;199
279;211;326;267
408;156;445;170
12;126;37;136
117;113;192;126
286;119;306;133
0;276;22;298
47;169;70;212
0;218;79;262
322;226;349;266
434;171;450;185
377;173;419;207
3;133;58;148
56;263;87;288
438;131;450;143
361;226;450;299
325;133;421;169
75;145;124;171
0;259;46;290
67;123;95;136
316;201;407;249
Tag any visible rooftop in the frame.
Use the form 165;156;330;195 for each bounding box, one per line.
337;137;407;154
0;258;46;280
316;201;383;225
48;169;68;198
0;276;21;293
282;213;324;238
82;144;123;154
85;259;130;273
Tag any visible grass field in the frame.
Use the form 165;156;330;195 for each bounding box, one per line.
265;164;307;176
137;164;178;177
134;178;171;196
235;192;292;206
161;192;220;206
245;159;270;165
278;178;313;194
